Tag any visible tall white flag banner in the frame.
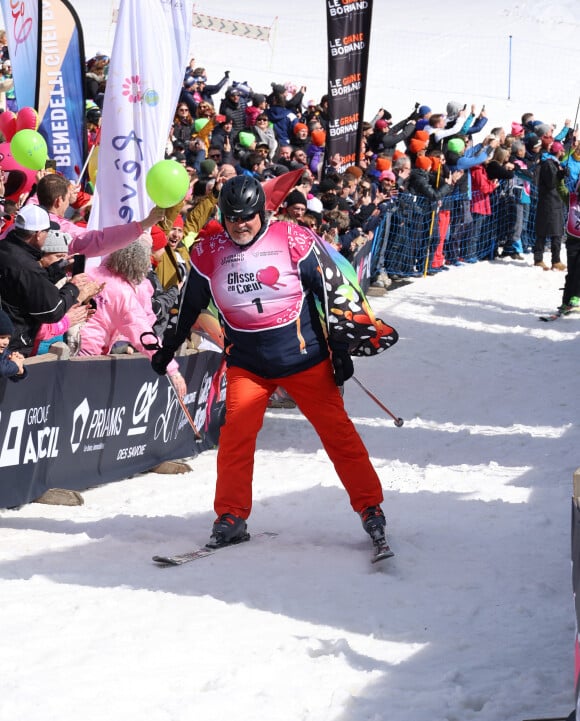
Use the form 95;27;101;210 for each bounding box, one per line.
89;0;192;230
0;0;40;109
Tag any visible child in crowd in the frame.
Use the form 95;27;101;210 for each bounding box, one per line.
0;309;27;381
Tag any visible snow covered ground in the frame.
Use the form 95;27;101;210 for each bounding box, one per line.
1;253;579;721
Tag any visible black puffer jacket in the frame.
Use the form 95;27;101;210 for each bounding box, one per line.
219;95;247;136
408;169;454;202
536;156;565;237
0;230;80;355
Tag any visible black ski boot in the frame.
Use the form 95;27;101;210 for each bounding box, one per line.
360;505;394;561
206;513;249;549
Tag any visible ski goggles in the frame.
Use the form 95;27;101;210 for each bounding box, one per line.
224;212;258;223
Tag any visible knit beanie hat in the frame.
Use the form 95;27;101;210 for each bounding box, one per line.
418;105;431;117
408;137;428;155
200;158;217;176
375;119;388;131
446;100;463;117
430;156;442;173
511;122;524;137
525;136;541;151
310;129;326;147
238;131;255;148
318;178;339;193
293;123;308;135
172;214;184;229
285;189;307;207
379;170;396;182
42;229;71;253
375;157;392;171
307;196;323;214
550;141;564;155
150;225;168;252
0;308;14;336
447;138;466;154
415;155;432;171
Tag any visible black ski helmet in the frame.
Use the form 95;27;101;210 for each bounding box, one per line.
218;175;265;221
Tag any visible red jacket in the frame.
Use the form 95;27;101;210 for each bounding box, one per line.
470;164;497;215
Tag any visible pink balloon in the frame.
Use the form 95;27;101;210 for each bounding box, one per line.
15;106;39;132
0;141;37;201
0;111;17;141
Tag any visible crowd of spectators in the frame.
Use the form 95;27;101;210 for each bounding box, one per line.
0;48;579;363
0;42;579;501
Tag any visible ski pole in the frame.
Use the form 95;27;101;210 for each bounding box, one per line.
423;139;444;276
140;332;202;441
351;375;404;427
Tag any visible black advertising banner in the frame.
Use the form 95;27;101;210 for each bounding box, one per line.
0;353;225;509
326;0;373;174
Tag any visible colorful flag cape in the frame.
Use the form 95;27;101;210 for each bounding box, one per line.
313;238;398;356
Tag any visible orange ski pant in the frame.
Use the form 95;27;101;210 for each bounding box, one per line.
214;359;384;519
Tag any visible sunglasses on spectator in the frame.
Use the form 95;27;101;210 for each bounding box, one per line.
224;212;257;223
209;153;221;159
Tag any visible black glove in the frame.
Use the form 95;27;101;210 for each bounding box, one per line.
332;350;354;386
151;346;176;376
224;70;230;78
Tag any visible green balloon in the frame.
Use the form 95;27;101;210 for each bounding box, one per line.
10;129;48;170
194;117;209;132
145;160;190;208
238;131;255;148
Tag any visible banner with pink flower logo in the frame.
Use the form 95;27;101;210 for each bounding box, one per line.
88;0;192;230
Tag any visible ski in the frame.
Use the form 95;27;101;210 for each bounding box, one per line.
371;541;395;564
154;531;393;566
539;306;580;322
152;531;278;566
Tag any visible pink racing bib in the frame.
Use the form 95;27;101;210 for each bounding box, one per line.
191;222;316;331
567;192;580;239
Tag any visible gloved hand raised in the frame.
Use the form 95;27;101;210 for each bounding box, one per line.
331;349;354;386
151;345;176;376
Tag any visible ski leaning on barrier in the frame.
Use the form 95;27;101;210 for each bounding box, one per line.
150;176;400;564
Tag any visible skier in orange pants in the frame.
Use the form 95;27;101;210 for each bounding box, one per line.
152;176;390;555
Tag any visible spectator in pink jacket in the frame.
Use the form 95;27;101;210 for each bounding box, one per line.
33;173;164;258
32;229;94;355
79;237;186;396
